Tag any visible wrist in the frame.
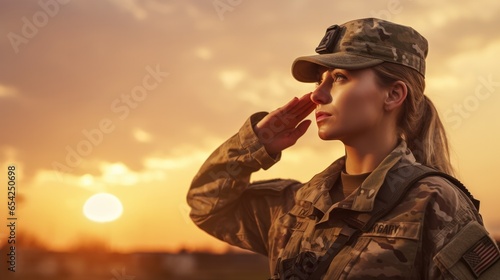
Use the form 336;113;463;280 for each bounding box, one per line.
239;112;281;170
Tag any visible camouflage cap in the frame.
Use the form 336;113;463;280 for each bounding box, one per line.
292;18;428;82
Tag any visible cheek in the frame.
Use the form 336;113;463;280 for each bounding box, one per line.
338;85;384;123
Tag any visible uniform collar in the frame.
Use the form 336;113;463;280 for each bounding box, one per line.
350;139;416;212
297;139;417;217
294;157;344;214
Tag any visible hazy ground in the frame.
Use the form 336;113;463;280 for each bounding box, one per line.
2;239;499;279
0;247;270;280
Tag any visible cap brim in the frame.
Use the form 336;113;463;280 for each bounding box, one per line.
291;53;384;83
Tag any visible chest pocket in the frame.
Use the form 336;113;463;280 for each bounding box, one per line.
342;221;421;279
287;200;316;232
276;200;317;261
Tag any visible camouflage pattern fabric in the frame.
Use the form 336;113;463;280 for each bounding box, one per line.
292;18;428;82
187;113;500;279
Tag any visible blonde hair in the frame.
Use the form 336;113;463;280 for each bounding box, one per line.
372;62;454;175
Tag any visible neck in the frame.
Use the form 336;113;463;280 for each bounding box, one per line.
343;130;398;175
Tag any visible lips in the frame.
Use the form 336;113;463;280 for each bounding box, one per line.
315;111;332;123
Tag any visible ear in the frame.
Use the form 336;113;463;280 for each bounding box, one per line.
384;81;407;112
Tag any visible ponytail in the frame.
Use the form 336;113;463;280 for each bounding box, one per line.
372;63;454;175
409;96;453;175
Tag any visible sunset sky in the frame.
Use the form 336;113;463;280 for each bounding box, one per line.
1;0;500;253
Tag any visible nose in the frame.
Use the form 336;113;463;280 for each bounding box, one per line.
310;81;332;105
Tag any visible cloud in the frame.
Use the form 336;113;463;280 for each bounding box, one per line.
133;128;153;143
447;39;500;76
194;47;213;60
108;0;148;20
0;84;17;98
144;152;208;171
107;0;177;20
218;69;246;89
35;160;167;192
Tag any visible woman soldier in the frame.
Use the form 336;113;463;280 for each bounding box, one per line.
187;18;500;279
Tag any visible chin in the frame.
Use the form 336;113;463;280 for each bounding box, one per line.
317;124;351;141
317;130;338;141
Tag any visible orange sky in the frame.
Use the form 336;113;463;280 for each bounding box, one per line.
1;0;500;253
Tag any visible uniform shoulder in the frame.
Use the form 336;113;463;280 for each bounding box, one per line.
408;175;480;219
434;220;500;279
413;175;471;201
245;179;302;196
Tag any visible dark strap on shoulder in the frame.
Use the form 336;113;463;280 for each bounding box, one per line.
305;225;358;280
343;164;480;232
304;164;480;279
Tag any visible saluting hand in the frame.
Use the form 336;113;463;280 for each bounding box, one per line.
254;92;316;156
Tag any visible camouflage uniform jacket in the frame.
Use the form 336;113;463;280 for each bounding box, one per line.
187;113;500;279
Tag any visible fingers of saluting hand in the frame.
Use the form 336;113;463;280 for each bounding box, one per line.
279;92;316;124
289;119;312;141
294;93;316;120
254;93;315;155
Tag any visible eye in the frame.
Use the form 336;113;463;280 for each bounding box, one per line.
332;72;347;82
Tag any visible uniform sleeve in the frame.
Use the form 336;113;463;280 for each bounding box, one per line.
187;112;301;256
418;176;500;279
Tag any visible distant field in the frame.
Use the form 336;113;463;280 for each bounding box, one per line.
0;247;270;280
2;241;500;279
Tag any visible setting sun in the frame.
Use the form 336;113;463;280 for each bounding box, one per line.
83;193;123;223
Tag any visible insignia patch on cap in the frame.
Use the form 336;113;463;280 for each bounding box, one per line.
315;25;341;54
462;236;500;277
